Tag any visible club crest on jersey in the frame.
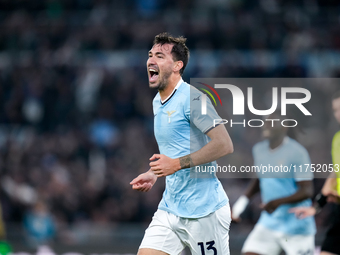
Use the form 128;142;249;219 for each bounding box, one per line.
166;111;176;123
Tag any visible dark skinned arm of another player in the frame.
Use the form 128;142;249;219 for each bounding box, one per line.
231;179;260;222
244;179;261;199
150;124;233;177
262;180;314;214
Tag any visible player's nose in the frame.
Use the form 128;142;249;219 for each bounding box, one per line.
147;55;157;66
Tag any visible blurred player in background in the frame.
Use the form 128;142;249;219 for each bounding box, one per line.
232;111;315;255
130;32;234;255
290;91;340;255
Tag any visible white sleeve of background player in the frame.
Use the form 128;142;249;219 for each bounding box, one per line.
187;89;222;134
232;195;249;219
294;146;313;181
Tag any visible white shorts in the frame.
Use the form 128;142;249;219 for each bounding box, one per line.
139;204;231;255
242;224;315;255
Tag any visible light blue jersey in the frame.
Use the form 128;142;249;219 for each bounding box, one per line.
153;79;228;218
253;137;316;235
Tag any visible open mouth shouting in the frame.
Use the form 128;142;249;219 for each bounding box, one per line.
148;67;159;83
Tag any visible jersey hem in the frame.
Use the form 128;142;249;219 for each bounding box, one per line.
139;245;178;255
158;199;229;219
204;123;221;134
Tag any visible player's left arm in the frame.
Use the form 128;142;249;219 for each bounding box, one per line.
289;172;339;218
321;172;339;203
262;180;313;214
150;124;233;177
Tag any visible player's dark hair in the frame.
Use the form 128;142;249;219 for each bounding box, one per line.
332;90;340;101
153;32;190;75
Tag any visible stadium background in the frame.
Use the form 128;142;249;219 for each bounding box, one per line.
0;0;340;254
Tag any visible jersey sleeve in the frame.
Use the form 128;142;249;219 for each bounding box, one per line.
187;88;223;134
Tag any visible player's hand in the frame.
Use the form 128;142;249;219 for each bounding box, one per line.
130;170;157;192
289;206;316;219
327;192;340;204
231;195;249;223
323;190;340;204
231;215;242;223
261;199;281;214
149;154;180;177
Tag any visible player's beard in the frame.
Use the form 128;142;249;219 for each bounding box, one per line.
150;67;172;91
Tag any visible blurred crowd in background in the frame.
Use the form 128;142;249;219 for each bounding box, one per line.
0;0;340;247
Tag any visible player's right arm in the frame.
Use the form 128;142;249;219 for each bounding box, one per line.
231;179;260;222
130;169;157;192
232;143;261;222
244;178;260;199
178;124;233;169
150;124;233;177
263;180;314;214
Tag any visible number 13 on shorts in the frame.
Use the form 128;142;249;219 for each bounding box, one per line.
198;241;217;255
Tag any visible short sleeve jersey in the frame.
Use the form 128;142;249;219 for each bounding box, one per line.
253;137;316;235
153;79;228;218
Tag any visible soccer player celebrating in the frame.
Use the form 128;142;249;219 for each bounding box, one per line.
130;33;234;255
232;112;316;255
290;91;340;255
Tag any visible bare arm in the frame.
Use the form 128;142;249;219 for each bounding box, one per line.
263;180;313;213
231;179;260;221
244;179;260;199
322;172;338;195
150;125;233;177
275;180;313;204
178;124;233;169
130;169;157;192
290;173;339;218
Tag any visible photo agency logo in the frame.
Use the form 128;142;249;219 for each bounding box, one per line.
196;81;312;128
197;82;223;109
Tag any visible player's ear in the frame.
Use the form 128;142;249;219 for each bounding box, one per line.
173;61;183;73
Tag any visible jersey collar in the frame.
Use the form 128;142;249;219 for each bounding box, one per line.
161;78;183;105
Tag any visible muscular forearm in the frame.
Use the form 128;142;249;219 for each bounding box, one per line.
178;125;233;169
264;181;313;213
147;168;157;177
179;140;232;169
322;172;337;195
276;186;313;206
149;125;233;177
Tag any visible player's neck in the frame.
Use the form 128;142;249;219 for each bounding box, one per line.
269;135;286;150
159;75;182;101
